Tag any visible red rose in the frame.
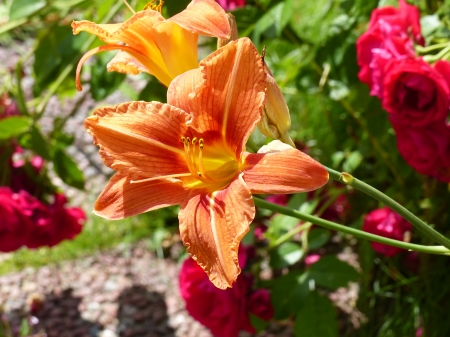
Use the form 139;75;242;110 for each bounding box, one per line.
216;0;245;11
393;121;450;182
368;0;423;46
383;58;450;126
25;193;85;248
357;0;424;97
0;187;33;252
179;246;273;337
362;207;412;257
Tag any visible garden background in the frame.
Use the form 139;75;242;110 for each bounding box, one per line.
1;0;450;336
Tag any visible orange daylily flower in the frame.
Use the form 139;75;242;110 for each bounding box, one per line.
84;38;329;289
72;0;230;90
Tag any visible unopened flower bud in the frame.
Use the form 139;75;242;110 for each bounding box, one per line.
258;65;295;147
217;13;238;49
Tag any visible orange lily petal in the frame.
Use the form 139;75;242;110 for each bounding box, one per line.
72;10;173;85
167;69;203;114
242;141;329;194
84;101;191;181
75;44;172;91
178;174;254;289
169;37;266;159
152;21;199;79
107;51;147;75
94;173;188;220
72;10;164;46
168;0;231;39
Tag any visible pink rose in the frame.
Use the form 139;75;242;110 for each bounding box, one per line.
356;0;424;97
266;194;289;206
215;0;245;11
304;254;321;266
383;58;450;126
179;246;273;337
393;121;450;182
245;289;273;329
25;193;85;248
0;94;20;119
362;207;412;257
0;187;33;252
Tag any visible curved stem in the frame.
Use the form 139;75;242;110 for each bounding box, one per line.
253;197;450;255
324;167;450;250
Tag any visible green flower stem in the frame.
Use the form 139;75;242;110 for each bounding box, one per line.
253;197;450;255
423;45;450;63
324;166;450;250
416;42;450;54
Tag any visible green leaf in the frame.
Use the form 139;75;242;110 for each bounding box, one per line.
308;228;331;250
9;0;46;20
53;147;85;189
328;79;350;101
29;126;51;160
250;314;270;333
308;255;359;290
287;193;307;210
271;271;310;320
342;151;363;173
89;52;125;101
265;213;299;240
0;116;31;140
19;317;30;336
294;291;338;337
33;25;88;96
270;242;304;268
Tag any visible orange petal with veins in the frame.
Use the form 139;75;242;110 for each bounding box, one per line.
178;174;254;289
168;0;231;39
94;173;188;220
84;101;191;181
169;37;266;159
242;140;329;194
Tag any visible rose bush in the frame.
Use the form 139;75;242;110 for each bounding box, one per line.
0;187;33;252
179;246;273;337
393;121;450;182
356;0;423;98
383;58;450;127
362;207;412;257
25;194;86;249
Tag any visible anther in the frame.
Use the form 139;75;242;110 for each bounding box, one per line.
192;137;197;145
181;136;186;144
199;138;204;149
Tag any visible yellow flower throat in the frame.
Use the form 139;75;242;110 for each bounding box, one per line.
181;136;238;186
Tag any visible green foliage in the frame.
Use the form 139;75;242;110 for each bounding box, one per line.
0;116;30;139
52;147;85;189
308;256;360;290
271;271;310;320
294;291;339;337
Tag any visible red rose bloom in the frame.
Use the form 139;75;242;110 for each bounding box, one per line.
383;58;450;126
0;187;33;252
25;193;85;248
216;0;245;11
179;247;273;337
362;207;412;257
393;121;450;182
356;0;424;97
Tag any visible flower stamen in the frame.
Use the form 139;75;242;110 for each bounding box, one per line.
143;0;164;13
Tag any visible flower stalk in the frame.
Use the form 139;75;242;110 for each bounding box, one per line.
253;197;450;255
324;167;450;250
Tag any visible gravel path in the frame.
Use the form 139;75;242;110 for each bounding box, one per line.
0;243;214;337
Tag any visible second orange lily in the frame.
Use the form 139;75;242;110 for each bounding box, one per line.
84;38;329;289
72;0;230;90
